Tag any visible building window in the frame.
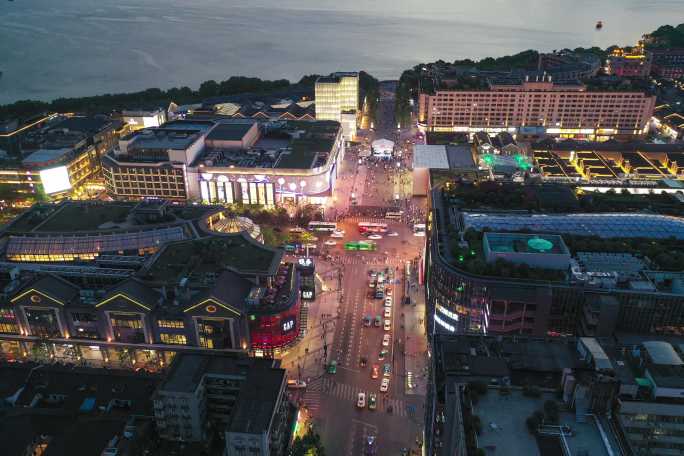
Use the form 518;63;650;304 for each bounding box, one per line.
0;323;19;334
72;312;97;322
111;318;142;329
160;333;187;345
0;307;16;320
158;320;185;329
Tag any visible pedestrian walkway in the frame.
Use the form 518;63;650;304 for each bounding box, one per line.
337;255;394;265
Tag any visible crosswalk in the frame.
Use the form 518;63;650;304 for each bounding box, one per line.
338;255;392;265
302;378;411;417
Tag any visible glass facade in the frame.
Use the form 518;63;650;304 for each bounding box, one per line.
200;179;275;206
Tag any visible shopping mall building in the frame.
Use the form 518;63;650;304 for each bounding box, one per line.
0;201;306;367
102;118;344;209
425;184;684;339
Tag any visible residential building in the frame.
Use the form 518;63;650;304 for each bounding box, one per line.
154;352;294;455
651;104;684;142
315;72;359;140
0;362;158;456
650;48;684;80
606;47;652;78
418;77;656;140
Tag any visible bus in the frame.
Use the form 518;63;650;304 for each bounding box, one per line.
308;221;338;232
385;210;404;220
412;223;426;237
358;222;388;234
345;241;377;251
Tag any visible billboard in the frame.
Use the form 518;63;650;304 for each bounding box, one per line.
39;166;71;194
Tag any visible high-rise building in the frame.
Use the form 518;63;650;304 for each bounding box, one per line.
418;77;656;140
315;72;359;140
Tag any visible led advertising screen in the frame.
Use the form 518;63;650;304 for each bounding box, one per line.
39;166;71;194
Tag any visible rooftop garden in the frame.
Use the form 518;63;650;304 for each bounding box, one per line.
442;182;579;212
577;190;684;217
35;203;135;232
448;228;567;282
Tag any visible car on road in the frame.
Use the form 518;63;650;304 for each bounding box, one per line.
368;234;383;240
363;315;372;327
380;378;390;392
371;364;380;379
375;290;384;300
323;240;337;246
287;379;307;389
368;393;377;410
382;334;391;346
384;319;391;331
387;231;399;237
378;349;388;361
331;229;345;237
374;316;382;327
407;371;415;389
327;360;337;374
360;357;368;367
357;392;366;408
385;288;392;297
384;308;391;318
384;297;392;308
383;363;391;377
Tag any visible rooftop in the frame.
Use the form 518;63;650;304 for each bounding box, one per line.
484;233;569;255
143;233;282;283
21;148;73;167
462;212;684;240
475;389;609;456
205;121;256;142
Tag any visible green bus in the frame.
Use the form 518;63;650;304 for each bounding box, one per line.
344;241;377;251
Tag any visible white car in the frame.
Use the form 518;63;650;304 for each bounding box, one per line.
380;378;390;392
382;334;391;346
384;307;391;318
287;379;307;389
387;231;399;237
357;392;366;408
384;319;391;331
384;298;392;308
368;234;383;240
324;240;337;246
331;230;345;238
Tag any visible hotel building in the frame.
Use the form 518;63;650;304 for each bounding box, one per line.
315;72;359;140
103;119;344;208
418;77;656;140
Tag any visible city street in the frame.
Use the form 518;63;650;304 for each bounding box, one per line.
281;83;428;455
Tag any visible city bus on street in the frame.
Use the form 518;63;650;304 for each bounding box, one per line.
412;223;426;237
385;210;404;220
308;221;338;232
358;222;388;234
345;241;377;251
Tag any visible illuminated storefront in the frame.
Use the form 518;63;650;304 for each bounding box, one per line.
249;300;301;353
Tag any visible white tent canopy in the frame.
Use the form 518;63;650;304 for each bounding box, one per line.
371;138;394;157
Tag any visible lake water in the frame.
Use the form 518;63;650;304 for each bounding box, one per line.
1;0;683;104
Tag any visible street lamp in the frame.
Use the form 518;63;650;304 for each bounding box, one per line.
277;177;285;204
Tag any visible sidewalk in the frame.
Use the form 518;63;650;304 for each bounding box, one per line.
403;267;428;397
280;259;339;382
